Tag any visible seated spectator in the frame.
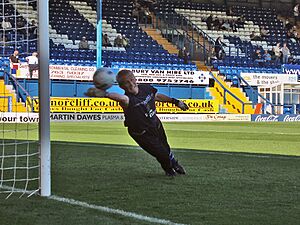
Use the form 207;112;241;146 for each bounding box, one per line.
281;43;291;64
102;33;112;47
122;35;130;47
230;20;237;32
114;35;123;47
221;20;231;31
236;16;245;26
260;26;269;38
226;6;233;16
285;19;293;31
263;50;271;61
250;31;261;41
79;36;89;49
252;49;264;63
132;6;139;20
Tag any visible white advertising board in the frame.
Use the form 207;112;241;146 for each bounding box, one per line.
240;73;298;86
0;113;251;123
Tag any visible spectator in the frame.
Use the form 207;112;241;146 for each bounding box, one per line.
26;52;38;79
122;35;130;47
260;26;269;38
281;43;290;64
294;4;299;24
16;19;26;39
285;18;293;31
2;18;12;31
0;35;7;47
114;34;123;47
273;43;281;64
263;50;271;61
252;49;264;65
270;47;276;61
250;31;261;41
213;17;221;30
207;47;218;65
230;20;237;32
102;33;112;47
143;7;152;24
214;36;226;60
221;20;231;31
206;14;213;30
178;47;189;64
78;36;89;49
29;20;37;38
226;6;233;16
132;6;139;20
236;17;244;27
9;50;20;64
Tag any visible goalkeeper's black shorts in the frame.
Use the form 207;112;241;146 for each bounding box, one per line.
128;121;172;171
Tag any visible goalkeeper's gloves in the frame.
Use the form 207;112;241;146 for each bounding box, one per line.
84;87;107;97
172;98;189;111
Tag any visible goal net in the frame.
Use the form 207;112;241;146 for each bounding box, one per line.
0;0;50;198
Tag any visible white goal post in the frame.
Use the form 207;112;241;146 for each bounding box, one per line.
38;0;51;197
0;0;50;197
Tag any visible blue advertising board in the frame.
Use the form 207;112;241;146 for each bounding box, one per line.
252;114;300;122
282;64;300;81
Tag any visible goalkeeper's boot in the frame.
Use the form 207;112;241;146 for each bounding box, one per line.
165;168;176;177
172;160;186;175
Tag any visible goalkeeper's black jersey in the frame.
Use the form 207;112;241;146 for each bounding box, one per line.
123;84;160;132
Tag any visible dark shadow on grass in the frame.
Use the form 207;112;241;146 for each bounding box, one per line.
51;141;300;159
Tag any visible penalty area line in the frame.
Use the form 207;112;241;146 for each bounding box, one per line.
0;185;187;225
49;195;188;225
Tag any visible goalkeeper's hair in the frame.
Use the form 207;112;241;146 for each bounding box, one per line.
116;69;134;85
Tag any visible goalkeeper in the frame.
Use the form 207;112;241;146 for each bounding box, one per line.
86;69;189;176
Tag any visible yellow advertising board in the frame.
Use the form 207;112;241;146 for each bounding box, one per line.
32;98;219;113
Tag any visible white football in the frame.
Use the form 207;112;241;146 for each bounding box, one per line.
93;68;115;90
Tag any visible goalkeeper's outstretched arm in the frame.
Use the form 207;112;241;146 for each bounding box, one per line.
85;87;129;107
155;93;189;111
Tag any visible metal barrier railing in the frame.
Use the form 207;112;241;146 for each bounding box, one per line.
3;68;35;112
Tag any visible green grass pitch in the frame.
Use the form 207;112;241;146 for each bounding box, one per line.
0;121;300;225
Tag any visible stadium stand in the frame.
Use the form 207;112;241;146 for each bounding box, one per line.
2;0;196;70
1;0;299;114
154;0;300;83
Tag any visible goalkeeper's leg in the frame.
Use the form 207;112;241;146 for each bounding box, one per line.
157;122;186;175
128;129;176;176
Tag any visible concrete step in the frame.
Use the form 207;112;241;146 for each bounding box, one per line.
143;28;180;55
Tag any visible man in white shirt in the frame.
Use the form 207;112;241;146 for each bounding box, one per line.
26;52;38;78
2;18;12;30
